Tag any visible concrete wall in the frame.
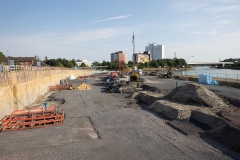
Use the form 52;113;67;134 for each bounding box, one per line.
0;69;92;120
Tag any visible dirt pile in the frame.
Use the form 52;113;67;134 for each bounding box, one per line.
205;124;240;153
77;83;92;90
166;84;228;108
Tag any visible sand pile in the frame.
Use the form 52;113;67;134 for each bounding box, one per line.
77;83;92;90
166;84;228;108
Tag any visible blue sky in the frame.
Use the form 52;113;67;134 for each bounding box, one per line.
0;0;239;63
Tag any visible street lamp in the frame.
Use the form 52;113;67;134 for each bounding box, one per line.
187;56;194;74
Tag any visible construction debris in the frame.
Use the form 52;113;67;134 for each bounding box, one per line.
77;83;92;90
1;106;64;132
49;84;68;91
78;75;90;79
69;75;76;80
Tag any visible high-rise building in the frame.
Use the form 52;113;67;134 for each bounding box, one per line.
145;43;164;60
110;51;128;64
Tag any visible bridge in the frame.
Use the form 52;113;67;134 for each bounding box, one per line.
188;62;233;67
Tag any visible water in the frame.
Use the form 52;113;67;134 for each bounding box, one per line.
174;67;240;80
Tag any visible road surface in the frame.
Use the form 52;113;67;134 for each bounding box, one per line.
0;77;239;160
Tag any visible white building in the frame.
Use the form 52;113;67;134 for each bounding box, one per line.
145;43;164;60
76;60;92;67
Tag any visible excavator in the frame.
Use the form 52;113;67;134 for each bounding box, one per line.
162;67;174;78
130;72;140;87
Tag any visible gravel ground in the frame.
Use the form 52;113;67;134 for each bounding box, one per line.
0;77;240;160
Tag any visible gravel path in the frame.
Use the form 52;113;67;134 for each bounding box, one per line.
0;78;239;160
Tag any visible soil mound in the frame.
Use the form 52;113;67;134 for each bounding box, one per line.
205;124;240;153
166;84;228;108
77;83;92;90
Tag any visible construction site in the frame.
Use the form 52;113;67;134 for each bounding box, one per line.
0;69;240;160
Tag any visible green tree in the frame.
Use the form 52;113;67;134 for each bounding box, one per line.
137;62;145;69
0;52;6;64
102;60;108;66
109;62;118;70
128;61;133;67
92;61;100;66
71;59;77;66
80;62;87;67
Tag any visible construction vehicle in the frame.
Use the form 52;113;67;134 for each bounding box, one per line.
130;72;140;87
162;67;174;78
106;84;122;93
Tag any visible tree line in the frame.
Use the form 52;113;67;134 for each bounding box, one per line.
92;58;188;70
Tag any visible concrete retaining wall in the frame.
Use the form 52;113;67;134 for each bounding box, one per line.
0;69;92;120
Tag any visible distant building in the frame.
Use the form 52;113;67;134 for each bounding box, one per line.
1;57;34;66
145;43;164;60
76;60;92;67
110;51;128;64
132;51;152;63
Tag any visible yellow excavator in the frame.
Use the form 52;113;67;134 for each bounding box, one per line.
130;72;140;87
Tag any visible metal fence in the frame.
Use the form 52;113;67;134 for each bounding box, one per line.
174;71;240;83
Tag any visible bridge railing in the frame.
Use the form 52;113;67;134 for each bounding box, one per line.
174;71;239;83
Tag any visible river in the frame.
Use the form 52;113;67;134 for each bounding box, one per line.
174;67;240;80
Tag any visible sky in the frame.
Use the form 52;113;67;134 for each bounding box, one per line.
0;0;239;63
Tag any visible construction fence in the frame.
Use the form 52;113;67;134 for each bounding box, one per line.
174;72;240;84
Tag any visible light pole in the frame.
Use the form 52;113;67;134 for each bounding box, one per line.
187;56;194;74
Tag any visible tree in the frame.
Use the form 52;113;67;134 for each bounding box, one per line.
71;59;77;66
80;62;87;67
128;61;133;67
102;60;108;66
137;62;145;69
0;52;6;64
92;61;100;66
109;62;118;70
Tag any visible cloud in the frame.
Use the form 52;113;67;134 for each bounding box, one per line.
63;28;122;43
39;31;59;37
172;1;208;12
177;22;201;30
206;5;240;13
91;14;131;23
0;28;126;60
192;30;218;36
167;29;240;61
